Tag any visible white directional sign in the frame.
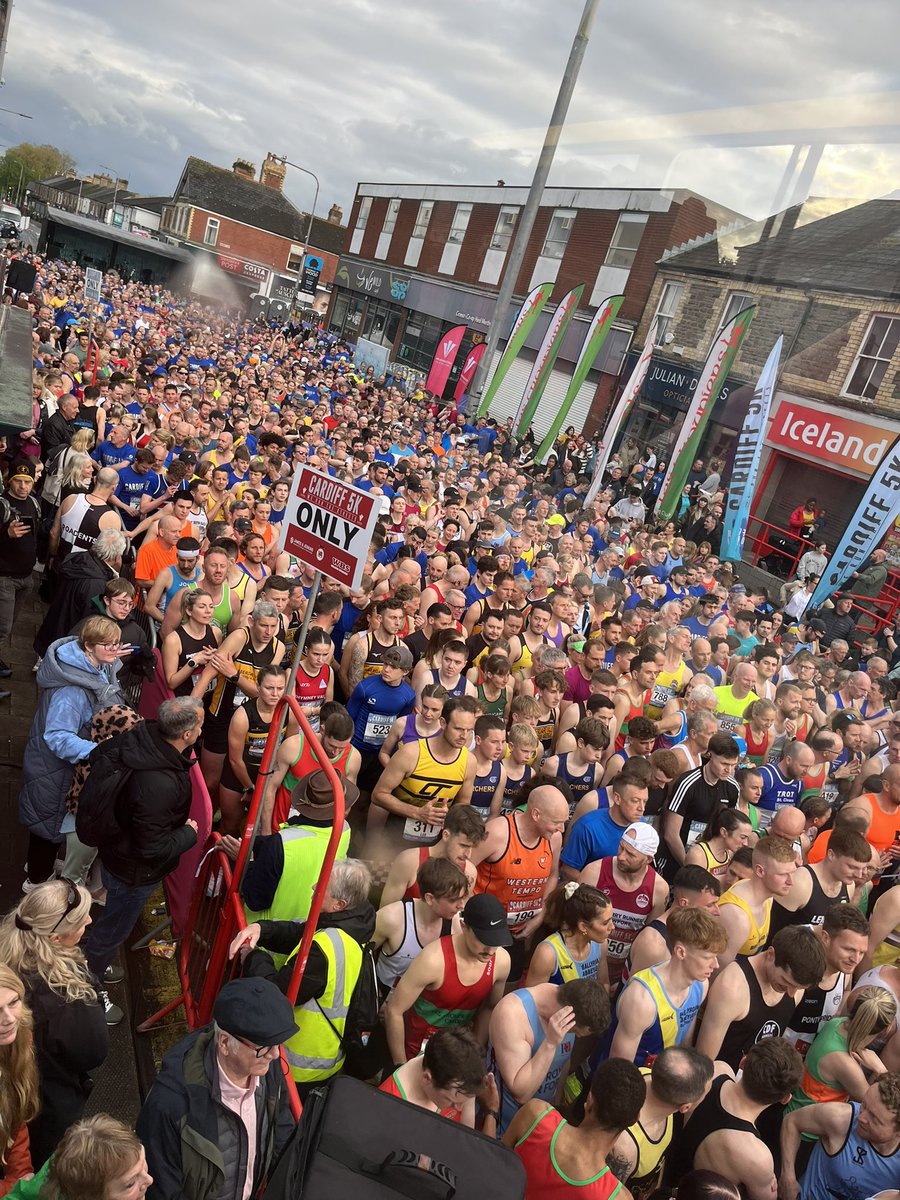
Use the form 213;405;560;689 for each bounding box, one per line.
278;465;380;590
84;267;103;303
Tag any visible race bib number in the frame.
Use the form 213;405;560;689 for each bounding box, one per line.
606;937;629;960
364;712;393;744
403;816;442;843
687;819;706;846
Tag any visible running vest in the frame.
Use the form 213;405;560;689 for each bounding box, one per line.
513;1106;623;1200
475;812;553;930
597;856;659;990
271;733;353;829
206;630;279;719
376;901;426;991
799;1102;900;1200
362;631;399;677
615;687;651;751
621;1067;673;1200
538;930;602;985
160;565;200;613
283;927;362;1083
768;865;849;941
556;754;598;818
172;625;218;696
476;680;507;716
501;764;533;814
535;706;558;755
379;1069;462;1122
655;708;686;750
471;759;502;817
743;724;771;766
785;971;846;1057
717;886;771;957
405;935;496;1058
392;738;469;844
236;697;275;784
716;955;796;1071
492;989;576;1134
294;661;331;730
610;967;704;1066
430;668;468;699
209;583;235;633
857;793;900;856
669;1076;761;1184
787;1016;850;1114
646;661;689;720
695;840;730;881
59;494;115;556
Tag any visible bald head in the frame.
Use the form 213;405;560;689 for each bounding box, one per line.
771;806;805;841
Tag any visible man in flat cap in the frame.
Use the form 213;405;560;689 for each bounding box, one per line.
136;976;297;1200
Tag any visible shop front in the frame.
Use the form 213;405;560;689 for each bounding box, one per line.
616;352;751;467
751;393;900;548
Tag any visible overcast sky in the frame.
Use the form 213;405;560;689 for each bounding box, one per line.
5;0;899;225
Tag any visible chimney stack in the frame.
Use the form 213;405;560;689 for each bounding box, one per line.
328;203;343;224
260;152;286;191
232;159;256;181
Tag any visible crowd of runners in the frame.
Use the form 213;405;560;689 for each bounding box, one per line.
0;250;898;1200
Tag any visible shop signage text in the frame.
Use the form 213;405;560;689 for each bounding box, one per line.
767;399;890;474
335;256;410;303
217;254;268;283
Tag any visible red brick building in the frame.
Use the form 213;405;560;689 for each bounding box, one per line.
161;154;345;309
329;182;743;432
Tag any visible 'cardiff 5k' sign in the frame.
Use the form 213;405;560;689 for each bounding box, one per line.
278;466;380;590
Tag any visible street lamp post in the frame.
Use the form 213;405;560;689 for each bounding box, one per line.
274;156;319;318
468;0;601;409
100;163;120;225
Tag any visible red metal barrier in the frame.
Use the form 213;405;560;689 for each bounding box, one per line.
137;694;343;1122
136;835;246;1032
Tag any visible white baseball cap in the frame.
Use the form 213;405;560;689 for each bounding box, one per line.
621;823;659;857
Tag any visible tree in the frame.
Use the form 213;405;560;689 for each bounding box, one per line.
0;142;77;204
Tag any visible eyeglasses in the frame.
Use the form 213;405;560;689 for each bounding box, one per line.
50;880;81;932
96;642;122;651
231;1034;277;1058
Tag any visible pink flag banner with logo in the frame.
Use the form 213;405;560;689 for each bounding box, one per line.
424;324;466;396
453;342;487;402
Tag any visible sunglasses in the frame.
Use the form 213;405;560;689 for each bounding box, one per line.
50;880;81;932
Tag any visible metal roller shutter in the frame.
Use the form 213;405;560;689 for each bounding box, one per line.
483;350;599;441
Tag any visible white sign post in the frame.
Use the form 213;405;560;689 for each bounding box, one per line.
84;267;103;304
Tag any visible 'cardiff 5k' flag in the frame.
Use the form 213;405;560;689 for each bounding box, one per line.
514;285;584;437
806;435;900;609
719;335;783;563
477;282;553;417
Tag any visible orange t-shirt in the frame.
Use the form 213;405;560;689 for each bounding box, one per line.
135;538;177;587
857;792;900;856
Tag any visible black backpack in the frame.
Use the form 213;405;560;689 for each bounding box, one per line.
315;939;380;1077
75;739;133;848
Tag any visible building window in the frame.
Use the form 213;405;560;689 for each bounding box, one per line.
491;206;519;252
541;209;576;259
287;243;305;272
363;298;402;348
355;196;372;230
652;281;684;341
844;314;900;402
412;200;433;239
398;312;446;372
721;291;754;328
604;212;648;270
447;202;472;245
382;198;401;236
203;217;219;246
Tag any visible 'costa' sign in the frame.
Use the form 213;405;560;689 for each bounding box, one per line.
278;466;380;589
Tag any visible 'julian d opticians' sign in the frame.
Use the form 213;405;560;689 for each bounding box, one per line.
621;351;742;411
335;256;410;303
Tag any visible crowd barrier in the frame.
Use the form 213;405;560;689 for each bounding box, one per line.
134;689;343;1121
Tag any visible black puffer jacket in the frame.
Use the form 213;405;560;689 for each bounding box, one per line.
98;720;197;886
24;970;109;1166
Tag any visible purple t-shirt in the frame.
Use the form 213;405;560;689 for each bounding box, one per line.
564;664;593;704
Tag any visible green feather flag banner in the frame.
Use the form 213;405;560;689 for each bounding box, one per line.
656;305;756;520
535;293;624;461
476;281;554;417
514;284;584;438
